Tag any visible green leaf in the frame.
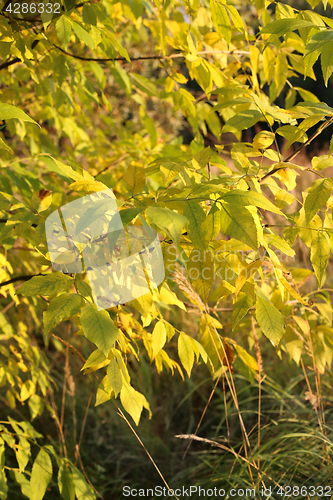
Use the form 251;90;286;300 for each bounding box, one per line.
43;293;84;334
15;437;30;473
220;189;285;216
80;304;118;356
120;382;149;425
178;332;195;377
187;249;214;303
146;206;187;248
119;208;143;226
304;178;333;223
275;51;288;96
42;156;94;182
261;19;314;42
58;462;75;500
130;73;159;97
255;288;285;346
67;179;108;193
183;201;208;250
56;16;72;47
106;355;123;398
110;63;132;95
222;110;262;133
158;160;185;185
0;103;39;126
123;163;146;196
81;349;107;371
17;273;73;296
220;202;258;250
29;448;52;500
152;320;167;358
210;0;231;46
304;29;333;59
321;40;333;86
0;136;13;153
28;394;44;421
71;465;96;500
310;231;330;288
82;4;97;25
232;292;253;329
72;21;95;50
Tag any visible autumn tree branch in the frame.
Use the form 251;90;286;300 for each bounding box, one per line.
260;117;333;182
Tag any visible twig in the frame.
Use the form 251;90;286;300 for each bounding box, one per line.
260;117;333;182
182;373;222;459
52;46;250;64
175;434;282;489
75;391;93;466
51;334;86;365
76;446;103;499
0;274;45;288
48;389;68;459
0;300;15;315
116;406;179;499
0;219;38;228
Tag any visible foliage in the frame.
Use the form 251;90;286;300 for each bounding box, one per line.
0;0;333;496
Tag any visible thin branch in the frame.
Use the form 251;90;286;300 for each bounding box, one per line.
74;391;93;466
182;373;222;459
0;219;38;228
52;46;250;64
260;117;333;182
52;334;86;365
76;446;103;499
0;274;45;288
116;407;178;499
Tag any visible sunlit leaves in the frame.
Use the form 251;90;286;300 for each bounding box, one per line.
187;249;214;303
107;356;122;398
210;0;231;46
72;21;95;50
0;103;39;126
123;163;146;196
58;461;75;500
310;231;330;288
220;202;258;250
152;321;167;359
17;273;73;297
255;288;285;346
56;17;72;48
260;18;314;44
146;206;187;248
220;189;285;216
80;304;118;356
304;179;333;223
178;332;195;377
43;294;84;334
183;201;208;250
120;382;151;425
222;110;262;133
232;292;253;329
29;448;52;500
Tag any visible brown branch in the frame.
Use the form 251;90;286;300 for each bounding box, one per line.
0;274;45;288
53;46;250;64
0;272;72;288
51;334;86;365
76;446;103;498
260;116;333;182
0;57;21;72
0;39;40;71
0;219;38;228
